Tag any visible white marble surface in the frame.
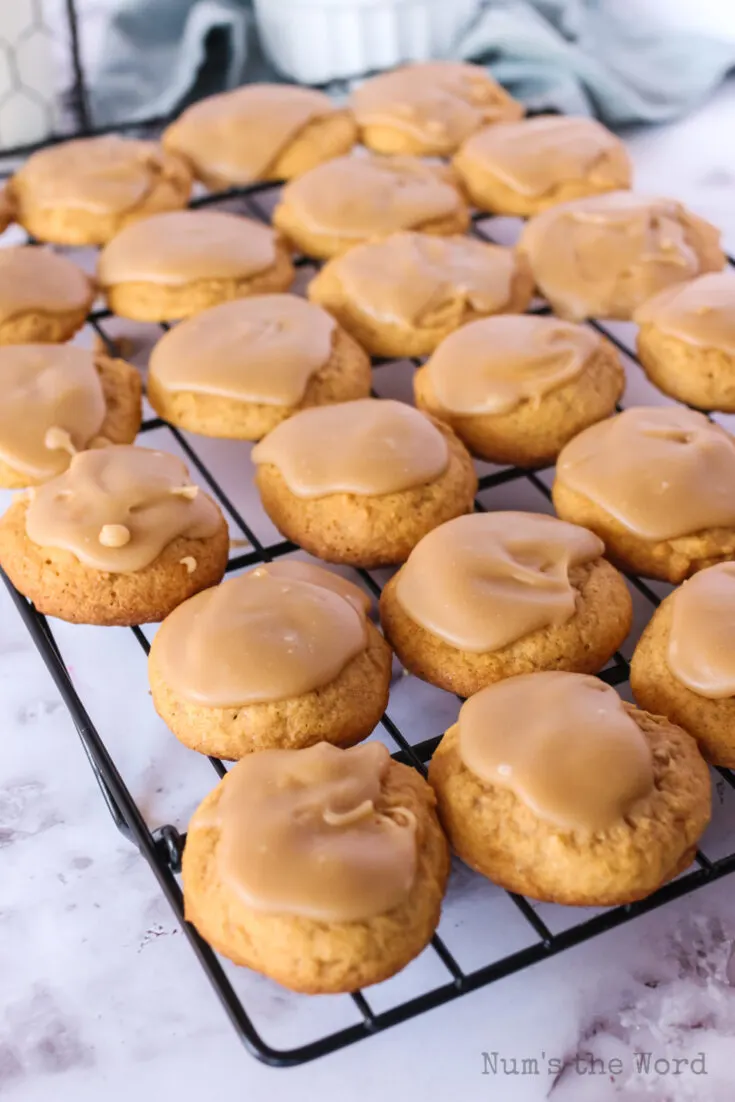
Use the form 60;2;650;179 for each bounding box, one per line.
4;67;735;1102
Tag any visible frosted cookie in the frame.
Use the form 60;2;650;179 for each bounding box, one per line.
97;210;294;321
352;62;523;157
272;154;469;260
183;741;449;992
162;84;357;189
553;406;735;582
518;192;725;320
251;398;477;566
0;246;94;344
0;446;227;625
380;512;631;697
429;672;711;905
8;136;192;246
414;315;624;467
147;294;371;440
630;563;735;767
453;116;632;217
0;344;141;489
149;561;392;757
308;231;533;358
634;271;735;411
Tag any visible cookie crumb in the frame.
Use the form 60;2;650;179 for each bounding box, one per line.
229;537;251;549
180;556;197;573
44;426;77;456
99;523;131;548
171;484;199;500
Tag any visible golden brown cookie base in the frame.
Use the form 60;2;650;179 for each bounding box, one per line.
380;558;632;697
255;418;477;567
0;352;142;489
631;596;735;767
637;323;735;412
102;243;295;321
182;759;450;993
308;247;534;358
8;152;192;246
358;98;524;158
429;707;711;906
552;480;735;583
147;324;372;440
452;148;631;217
149;620;392;758
0;497;229;626
415;338;624;467
0;187;14;233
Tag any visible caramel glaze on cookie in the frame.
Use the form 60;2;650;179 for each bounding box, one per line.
380;512;631;697
415;314;624;467
0;246;95;345
147;294;371;440
162;84;357;189
0;445;228;625
429;672;711;906
183;741;450;992
0;344;141;489
97;210;294;321
8;136;192;246
553;406;735;582
148;561;392;758
631;563;735;767
251;398;478;567
308;231;534;358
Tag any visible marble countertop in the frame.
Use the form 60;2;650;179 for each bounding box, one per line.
3;68;735;1102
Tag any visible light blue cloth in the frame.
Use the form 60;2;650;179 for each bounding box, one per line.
88;0;735;128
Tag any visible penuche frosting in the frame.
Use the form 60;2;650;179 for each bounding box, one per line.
97;210;277;286
329;232;518;328
148;294;335;407
203;741;417;921
520;192;722;320
251;398;449;498
151;562;370;706
279;154;462;240
634;271;735;356
163;84;337;184
456;115;630;198
353;62;523;151
667;563;735;699
0;345;105;480
25;445;222;572
556;406;735;541
396;511;603;652
0;246;92;322
458;671;654;830
426;314;599;415
12;136;188;214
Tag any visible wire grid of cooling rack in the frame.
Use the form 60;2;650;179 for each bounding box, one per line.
3;172;735;1068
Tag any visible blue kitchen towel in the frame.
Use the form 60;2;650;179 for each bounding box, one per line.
87;0;735;128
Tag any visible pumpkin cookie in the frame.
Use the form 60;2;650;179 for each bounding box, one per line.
308;232;533;358
147;294;371;440
380;511;631;697
634;271;735;411
429;672;711;905
518;192;725;320
272;154;469;260
553;406;735;583
162;84;356;189
251;398;477;567
630;563;735;767
149;561;392;758
415;314;624;467
453;115;631;217
183;741;449;992
0;246;94;344
352;61;523;157
97;210;294;321
0;344;141;489
7;136;192;246
0;445;228;625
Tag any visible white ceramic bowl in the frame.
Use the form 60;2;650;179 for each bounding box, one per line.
253;0;482;85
